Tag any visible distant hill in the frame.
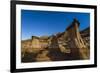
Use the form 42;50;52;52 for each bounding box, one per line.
80;27;90;37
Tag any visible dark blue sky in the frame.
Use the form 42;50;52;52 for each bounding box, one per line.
21;10;90;40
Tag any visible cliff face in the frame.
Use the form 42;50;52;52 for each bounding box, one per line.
80;27;90;49
21;19;90;62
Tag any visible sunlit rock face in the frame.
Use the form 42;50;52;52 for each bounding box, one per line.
21;19;90;62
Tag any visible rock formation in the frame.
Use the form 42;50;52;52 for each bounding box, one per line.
21;18;90;62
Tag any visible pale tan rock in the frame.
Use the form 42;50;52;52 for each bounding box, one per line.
36;50;51;62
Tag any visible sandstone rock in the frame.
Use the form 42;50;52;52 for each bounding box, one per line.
36;50;51;62
21;18;90;62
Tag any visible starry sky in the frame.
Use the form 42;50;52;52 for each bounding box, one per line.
21;10;90;40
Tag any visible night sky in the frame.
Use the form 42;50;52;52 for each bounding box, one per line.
21;10;90;40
